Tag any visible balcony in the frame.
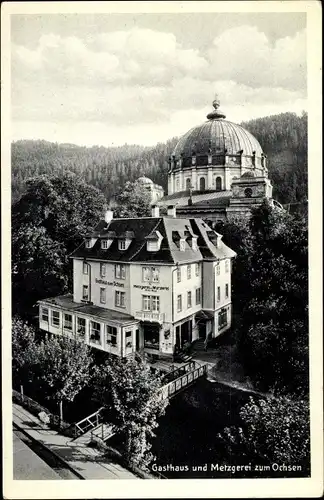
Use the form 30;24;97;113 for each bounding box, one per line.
135;311;165;323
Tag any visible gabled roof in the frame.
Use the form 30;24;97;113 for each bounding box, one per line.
70;216;236;264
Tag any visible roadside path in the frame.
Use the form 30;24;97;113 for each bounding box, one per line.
13;403;138;480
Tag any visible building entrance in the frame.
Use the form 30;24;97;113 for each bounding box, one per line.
143;323;160;350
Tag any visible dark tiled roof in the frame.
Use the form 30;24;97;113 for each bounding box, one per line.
70;216;235;265
39;294;137;325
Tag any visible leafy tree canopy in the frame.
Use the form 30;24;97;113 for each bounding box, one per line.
12;173;106;318
93;356;168;469
215;201;308;396
113;180;152;218
220;395;310;472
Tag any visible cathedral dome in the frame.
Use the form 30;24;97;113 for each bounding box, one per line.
170;97;263;170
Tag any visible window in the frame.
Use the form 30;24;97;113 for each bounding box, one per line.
244;187;253;198
101;240;108;249
118;240;126;250
90;321;101;345
100;263;106;277
142;295;160;312
151;267;159;283
218;309;228;330
177;294;182;312
225;260;230;273
186;178;191;190
151;296;160;312
192;238;198;251
195;263;200;276
195;288;201;305
177;267;181;283
82;285;89;301
41;307;49;322
85;240;91;248
216;177;222;191
142;267;150;282
142;295;151;311
100;287;106;304
187;291;192;308
115;291;125;308
64;313;72;331
180;240;185;251
83;262;88;274
77;317;86;338
142;266;159;283
217;286;221;302
225;284;229;299
125;330;132;348
199;177;206;191
187;265;191;279
115;264;126;279
51;310;60;328
106;325;117;346
216;262;220;275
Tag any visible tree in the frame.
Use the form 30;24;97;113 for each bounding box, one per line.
93;356;168;469
12;319;93;421
12;225;68;318
12;173;106;318
12;316;37;388
220;396;310;473
31;335;93;421
216;202;308;396
112;180;152;218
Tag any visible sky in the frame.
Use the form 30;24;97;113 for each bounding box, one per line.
11;11;307;147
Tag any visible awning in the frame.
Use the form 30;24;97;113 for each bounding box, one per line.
195;310;214;321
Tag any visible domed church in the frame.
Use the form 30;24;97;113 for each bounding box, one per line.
157;96;276;221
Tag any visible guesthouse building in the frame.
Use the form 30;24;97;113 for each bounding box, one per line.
38;206;236;360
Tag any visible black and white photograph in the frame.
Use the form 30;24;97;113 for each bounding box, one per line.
2;1;323;498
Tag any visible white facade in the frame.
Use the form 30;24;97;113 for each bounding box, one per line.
39;212;236;360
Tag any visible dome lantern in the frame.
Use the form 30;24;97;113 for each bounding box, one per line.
206;95;226;120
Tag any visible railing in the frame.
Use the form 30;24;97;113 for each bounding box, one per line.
135;311;165;323
162;360;197;384
71;407;105;438
159;363;207;401
90;422;116;443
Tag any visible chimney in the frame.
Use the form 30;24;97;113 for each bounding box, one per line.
167;205;176;218
104;209;113;224
151;205;160;217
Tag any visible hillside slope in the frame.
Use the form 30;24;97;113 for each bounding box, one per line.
11;112;307;205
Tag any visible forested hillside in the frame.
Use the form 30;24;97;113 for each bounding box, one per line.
11;112;307;205
242;112;308;204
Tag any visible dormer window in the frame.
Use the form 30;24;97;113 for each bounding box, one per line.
119;240;126;251
180;239;186;251
192;237;198;251
85;237;97;249
146;230;163;252
117;231;134;251
101;240;108;250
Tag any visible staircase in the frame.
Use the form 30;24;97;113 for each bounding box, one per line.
192;338;206;351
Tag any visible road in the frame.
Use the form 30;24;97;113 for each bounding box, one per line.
13;428;80;480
